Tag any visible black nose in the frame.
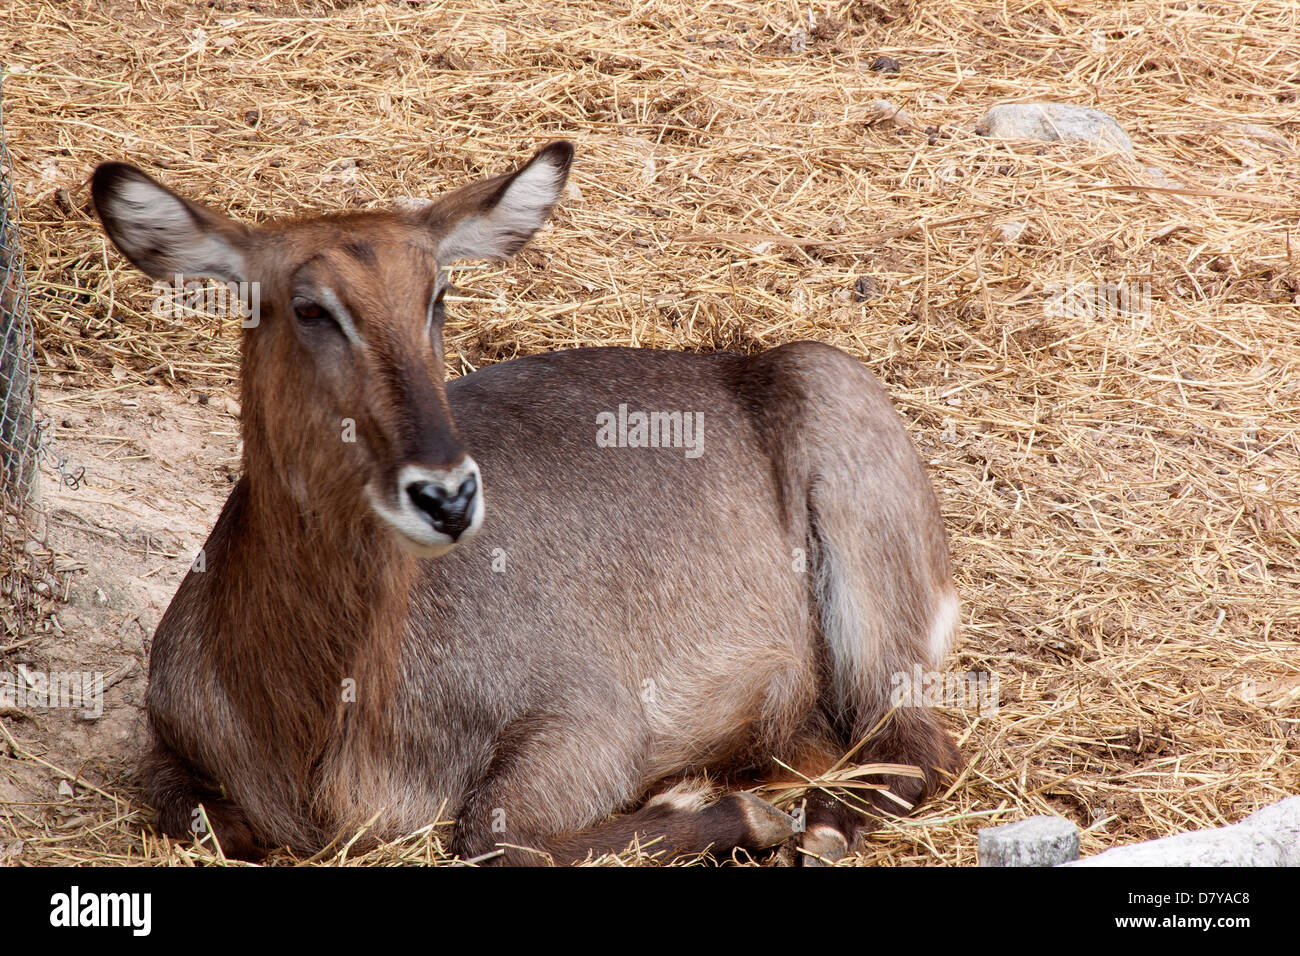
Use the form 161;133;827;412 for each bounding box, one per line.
407;474;478;540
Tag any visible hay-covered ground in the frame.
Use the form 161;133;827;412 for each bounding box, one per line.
1;0;1297;865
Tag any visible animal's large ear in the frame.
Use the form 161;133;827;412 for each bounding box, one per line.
91;163;251;283
419;141;572;262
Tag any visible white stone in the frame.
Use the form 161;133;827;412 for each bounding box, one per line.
1223;122;1293;153
979;815;1080;867
977;102;1133;154
1068;796;1300;866
997;220;1027;243
865;99;912;130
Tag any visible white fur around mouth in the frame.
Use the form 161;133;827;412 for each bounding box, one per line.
365;460;484;557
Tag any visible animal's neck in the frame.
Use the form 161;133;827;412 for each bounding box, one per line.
204;443;416;775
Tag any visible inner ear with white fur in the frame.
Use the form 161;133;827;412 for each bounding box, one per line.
422;140;574;264
91;162;249;283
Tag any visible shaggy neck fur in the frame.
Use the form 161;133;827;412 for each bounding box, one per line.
199;393;416;832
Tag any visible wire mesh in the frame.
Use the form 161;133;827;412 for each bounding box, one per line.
0;70;38;520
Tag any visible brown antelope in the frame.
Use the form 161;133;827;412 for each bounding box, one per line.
91;142;962;865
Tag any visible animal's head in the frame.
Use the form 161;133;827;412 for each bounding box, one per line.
92;142;572;556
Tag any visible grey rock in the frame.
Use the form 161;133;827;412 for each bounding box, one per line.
977;102;1133;154
978;815;1080;867
865;99;912;130
1068;795;1300;867
996;220;1028;243
1222;122;1293;154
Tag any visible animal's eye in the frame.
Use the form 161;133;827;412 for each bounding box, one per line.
292;296;334;327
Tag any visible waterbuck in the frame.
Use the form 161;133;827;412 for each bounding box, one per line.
91;141;962;864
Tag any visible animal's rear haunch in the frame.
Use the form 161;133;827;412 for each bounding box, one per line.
92;142;962;865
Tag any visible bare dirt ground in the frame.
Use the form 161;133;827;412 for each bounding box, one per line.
2;386;235;863
1;0;1298;865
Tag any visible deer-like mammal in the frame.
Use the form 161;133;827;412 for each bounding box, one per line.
92;142;962;864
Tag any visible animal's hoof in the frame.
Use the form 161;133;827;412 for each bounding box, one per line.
193;800;264;862
799;824;850;866
730;792;800;849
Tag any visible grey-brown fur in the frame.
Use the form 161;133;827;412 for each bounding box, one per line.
93;143;961;864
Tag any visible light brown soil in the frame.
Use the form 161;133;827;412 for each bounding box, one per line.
1;385;236;863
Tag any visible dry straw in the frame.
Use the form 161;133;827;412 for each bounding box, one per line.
1;0;1297;865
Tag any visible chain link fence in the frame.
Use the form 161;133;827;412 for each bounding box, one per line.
0;70;39;522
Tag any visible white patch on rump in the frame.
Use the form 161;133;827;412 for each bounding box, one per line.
927;590;960;667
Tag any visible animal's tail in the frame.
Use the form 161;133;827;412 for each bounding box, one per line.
754;341;965;805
